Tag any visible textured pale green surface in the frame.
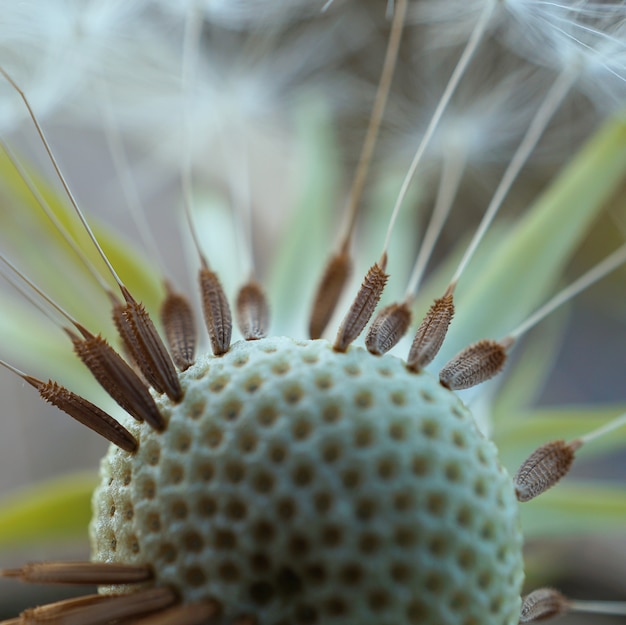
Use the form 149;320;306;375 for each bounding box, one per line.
92;337;523;625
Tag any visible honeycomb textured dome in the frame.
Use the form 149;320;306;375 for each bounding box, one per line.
90;336;524;625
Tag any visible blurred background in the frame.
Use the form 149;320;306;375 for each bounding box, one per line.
0;0;625;621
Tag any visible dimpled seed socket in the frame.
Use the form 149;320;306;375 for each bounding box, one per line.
90;336;524;625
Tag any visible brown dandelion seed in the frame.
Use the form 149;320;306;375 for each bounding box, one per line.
334;255;388;352
199;267;233;356
25;378;138;453
407;292;454;371
160;287;197;371
514;440;579;502
309;251;352;340
18;594;112;622
236;280;270;340
111;295;144;374
365;301;412;355
308;0;407;343
129;598;222;625
2;562;152;585
439;339;507;390
70;328;164;431
119;286;183;402
21;587;177;625
519;588;570;622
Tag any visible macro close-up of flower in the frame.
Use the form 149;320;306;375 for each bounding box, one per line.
0;1;625;624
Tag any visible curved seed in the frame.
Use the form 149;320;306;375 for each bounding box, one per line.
236;281;269;340
439;339;507;390
199;268;233;356
407;292;454;371
365;301;412;355
309;251;352;340
334;257;388;352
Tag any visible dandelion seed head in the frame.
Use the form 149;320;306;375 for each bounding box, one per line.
1;1;626;623
410;0;626;113
91;336;524;624
0;0;148;131
499;1;626;109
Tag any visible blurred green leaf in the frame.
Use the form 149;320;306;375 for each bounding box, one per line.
495;405;626;473
520;482;626;538
0;473;97;548
359;170;424;312
269;101;340;337
0;146;162;303
491;310;566;420
434;115;626;365
0;298;77;377
93;221;163;316
0;147;163;377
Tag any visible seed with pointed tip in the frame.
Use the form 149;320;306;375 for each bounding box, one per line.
519;589;569;623
199;267;232;356
161;290;197;371
334;258;388;352
120;287;183;402
22;594;112;621
439;339;507;390
365;301;412;355
129;599;223;625
309;251;352;340
28;378;138;453
70;331;165;431
407;293;454;371
236;281;269;340
3;562;152;585
23;587;178;624
514;440;577;502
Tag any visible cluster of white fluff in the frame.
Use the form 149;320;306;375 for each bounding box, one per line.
0;0;622;367
1;1;623;198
